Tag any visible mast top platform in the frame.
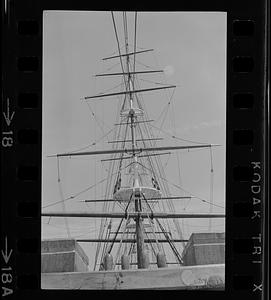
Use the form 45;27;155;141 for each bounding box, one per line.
120;108;144;117
114;186;162;202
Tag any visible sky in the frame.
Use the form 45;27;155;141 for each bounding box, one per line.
42;11;227;267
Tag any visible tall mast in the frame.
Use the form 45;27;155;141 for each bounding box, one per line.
123;11;145;269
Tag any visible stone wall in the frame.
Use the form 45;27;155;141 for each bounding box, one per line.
182;232;225;266
41;239;89;273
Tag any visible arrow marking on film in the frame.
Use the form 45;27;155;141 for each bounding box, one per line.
1;236;13;264
3;98;15;126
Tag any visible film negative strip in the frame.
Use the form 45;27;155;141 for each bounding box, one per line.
1;0;269;299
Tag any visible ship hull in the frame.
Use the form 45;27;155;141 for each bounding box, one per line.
41;263;224;290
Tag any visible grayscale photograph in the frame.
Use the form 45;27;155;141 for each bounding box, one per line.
41;11;226;289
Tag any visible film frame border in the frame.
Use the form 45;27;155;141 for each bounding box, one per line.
1;0;269;299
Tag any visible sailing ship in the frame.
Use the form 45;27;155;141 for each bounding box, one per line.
41;11;225;289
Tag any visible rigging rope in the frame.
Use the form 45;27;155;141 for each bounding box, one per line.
143;226;157;260
133;160;223;209
155;218;183;265
95;82;124;95
143;112;180;241
95;95;126;268
159;174;225;209
133;87;180;247
158;89;176;132
133;12;137;78
98;133;120;254
208;146;215;231
139;78;180;87
104;61;121;72
57;157;71;238
133;94;170;235
143;196;161;253
42;161;135;210
68;127;114;154
114;215;130;269
135;59;153;69
150;123;210;145
111;11;129;92
170;96;186;243
132;68;219;251
84;100;110;133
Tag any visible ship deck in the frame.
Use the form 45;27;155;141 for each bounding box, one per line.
41;263;225;290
